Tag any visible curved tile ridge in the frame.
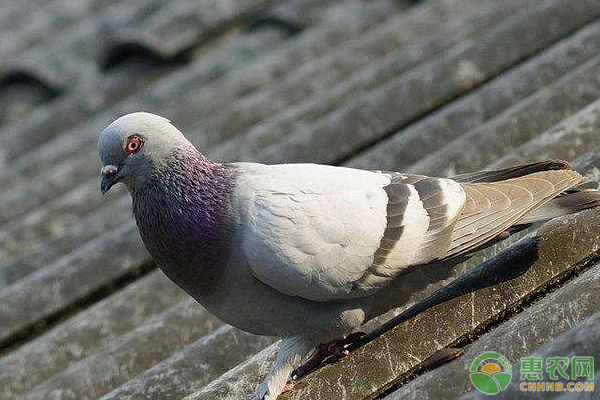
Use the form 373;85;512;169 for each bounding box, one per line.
0;73;61;128
182;345;279;400
0;26;286;167
0;0;281;94
386;263;600;400
101;0;277;62
0;191;131;283
0;0;397;173
0;0;123;64
0;0;166;91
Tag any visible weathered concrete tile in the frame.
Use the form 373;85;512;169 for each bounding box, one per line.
95;326;275;400
0;0;51;33
251;0;600;165
347;19;600;171
104;0;278;60
0;222;148;344
264;0;372;29
0;195;131;287
488;98;600;168
408;52;600;177
384;263;600;400
174;0;480;127
209;0;526;162
182;345;279;400
0;271;186;400
0;180;119;261
0;160;110;227
200;0;525;155
13;299;223;400
471;310;600;400
0;81;56;128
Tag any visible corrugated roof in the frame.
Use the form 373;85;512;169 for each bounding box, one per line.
0;0;599;399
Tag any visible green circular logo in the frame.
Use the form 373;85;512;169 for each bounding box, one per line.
470;352;512;395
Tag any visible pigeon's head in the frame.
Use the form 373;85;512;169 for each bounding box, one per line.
98;112;194;194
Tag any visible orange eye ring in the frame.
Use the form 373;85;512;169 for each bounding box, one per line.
124;135;143;155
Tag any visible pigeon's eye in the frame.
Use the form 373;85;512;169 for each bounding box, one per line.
124;135;143;155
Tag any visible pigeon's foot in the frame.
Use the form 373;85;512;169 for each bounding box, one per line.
340;331;367;347
292;331;366;379
283;380;295;393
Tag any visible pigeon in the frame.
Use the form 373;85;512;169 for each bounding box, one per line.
98;112;600;399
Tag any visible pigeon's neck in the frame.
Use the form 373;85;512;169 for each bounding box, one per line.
131;150;236;290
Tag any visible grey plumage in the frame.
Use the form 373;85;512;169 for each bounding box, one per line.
98;112;600;400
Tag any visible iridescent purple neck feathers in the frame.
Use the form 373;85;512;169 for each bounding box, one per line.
130;147;236;290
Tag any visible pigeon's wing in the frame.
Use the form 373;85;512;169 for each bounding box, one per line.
233;163;466;301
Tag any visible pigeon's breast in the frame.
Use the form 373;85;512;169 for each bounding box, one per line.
131;184;236;291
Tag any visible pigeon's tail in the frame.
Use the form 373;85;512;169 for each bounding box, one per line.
517;186;600;224
445;160;600;258
451;159;600;225
450;159;574;183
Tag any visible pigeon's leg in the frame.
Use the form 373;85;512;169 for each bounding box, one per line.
252;336;313;400
292;331;366;379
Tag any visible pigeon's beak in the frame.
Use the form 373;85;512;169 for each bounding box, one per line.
100;164;119;194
